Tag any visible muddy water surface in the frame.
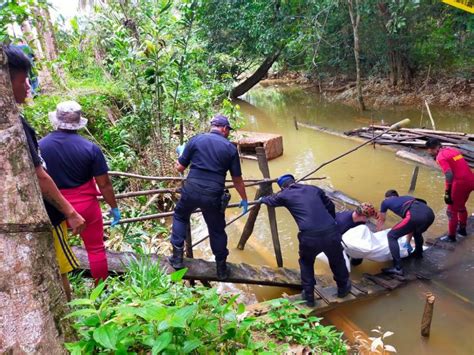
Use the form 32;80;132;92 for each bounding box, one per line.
194;86;473;354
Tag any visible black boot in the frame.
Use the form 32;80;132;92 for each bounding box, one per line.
337;280;352;298
216;259;229;281
168;244;184;269
457;226;467;237
301;289;315;307
382;266;403;276
411;248;423;259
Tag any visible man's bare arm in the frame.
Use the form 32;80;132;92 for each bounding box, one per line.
231;176;248;201
376;212;386;231
176;161;186;173
35;166;85;234
95;173;118;208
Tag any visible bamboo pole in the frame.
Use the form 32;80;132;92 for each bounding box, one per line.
424;100;436;130
421;292;435;337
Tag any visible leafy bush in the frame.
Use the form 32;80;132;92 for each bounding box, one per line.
66;257;346;354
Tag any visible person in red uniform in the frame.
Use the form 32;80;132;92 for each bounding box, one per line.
426;138;474;242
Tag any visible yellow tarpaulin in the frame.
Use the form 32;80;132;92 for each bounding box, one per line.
442;0;474;13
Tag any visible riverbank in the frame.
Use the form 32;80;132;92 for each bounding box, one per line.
261;72;473;109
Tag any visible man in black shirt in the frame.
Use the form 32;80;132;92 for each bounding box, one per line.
260;174;351;306
5;45;85;300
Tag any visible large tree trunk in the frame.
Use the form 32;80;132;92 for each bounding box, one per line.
21;20;44;60
0;48;70;353
347;0;365;111
230;50;282;99
32;6;58;62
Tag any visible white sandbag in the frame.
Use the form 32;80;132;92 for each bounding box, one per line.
341;225;410;262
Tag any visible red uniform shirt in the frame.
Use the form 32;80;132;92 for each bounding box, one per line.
436;147;473;187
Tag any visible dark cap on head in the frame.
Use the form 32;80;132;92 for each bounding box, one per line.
210;114;233;130
385;189;399;198
3;45;32;77
425;138;441;149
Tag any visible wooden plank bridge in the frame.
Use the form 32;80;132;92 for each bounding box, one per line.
84;143;474;314
74;216;473;314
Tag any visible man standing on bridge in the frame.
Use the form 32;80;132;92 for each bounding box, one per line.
377;190;435;275
168;115;248;280
426;138;474;242
260;174;351;306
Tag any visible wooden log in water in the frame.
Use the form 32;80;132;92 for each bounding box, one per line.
421;292;435;337
408;165;420;193
395;150;438;169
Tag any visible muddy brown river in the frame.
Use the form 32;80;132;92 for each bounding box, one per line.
195;86;474;354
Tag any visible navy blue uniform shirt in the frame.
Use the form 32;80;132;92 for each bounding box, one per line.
39;131;109;189
21;117;65;226
179;130;241;188
261;183;336;232
336;210;364;235
380;195;414;218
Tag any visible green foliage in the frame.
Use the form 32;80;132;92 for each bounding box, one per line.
66;257;346;354
255;298;347;354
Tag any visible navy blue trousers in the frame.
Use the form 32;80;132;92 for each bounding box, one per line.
171;181;228;261
298;226;349;294
387;201;435;267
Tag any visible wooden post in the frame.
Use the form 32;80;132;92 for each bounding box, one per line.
424;100;436;130
293;116;299;130
408;165;420;193
255;147;283;267
421;292;435;337
237;187;263;250
184;224;195;286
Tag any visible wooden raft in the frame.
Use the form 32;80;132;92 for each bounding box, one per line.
345;125;474;168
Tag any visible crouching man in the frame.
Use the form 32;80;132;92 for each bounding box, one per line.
377;189;435;275
260;174;351;306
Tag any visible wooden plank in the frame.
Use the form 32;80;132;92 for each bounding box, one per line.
72;246;303;288
237;187;263;250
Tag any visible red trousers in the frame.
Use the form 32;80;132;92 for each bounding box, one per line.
447;177;474;236
61;180;108;282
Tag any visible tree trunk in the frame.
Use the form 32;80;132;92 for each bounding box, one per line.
348;0;365;111
0;47;70;353
230;50;282;98
32;6;58;62
377;2;413;87
20;20;44;60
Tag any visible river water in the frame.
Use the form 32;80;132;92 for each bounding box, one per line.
195;86;474;354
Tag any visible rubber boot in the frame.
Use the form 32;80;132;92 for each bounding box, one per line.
301;289;315;307
457;226;467;237
382;265;403;276
337;280;352;298
168;244;184;269
216;259;229;281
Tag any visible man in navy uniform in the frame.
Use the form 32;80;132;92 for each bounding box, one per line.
260;174;351;306
377;189;435;275
169;115;248;280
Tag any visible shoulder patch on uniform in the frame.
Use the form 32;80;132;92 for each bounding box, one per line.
453;154;463;161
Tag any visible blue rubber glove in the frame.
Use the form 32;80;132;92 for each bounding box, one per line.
110;207;121;227
239;199;249;214
403;241;413;253
176;143;186;157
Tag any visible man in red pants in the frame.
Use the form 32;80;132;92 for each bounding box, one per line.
40;101;121;283
426;138;474;242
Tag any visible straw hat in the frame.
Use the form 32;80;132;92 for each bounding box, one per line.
49;101;88;130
